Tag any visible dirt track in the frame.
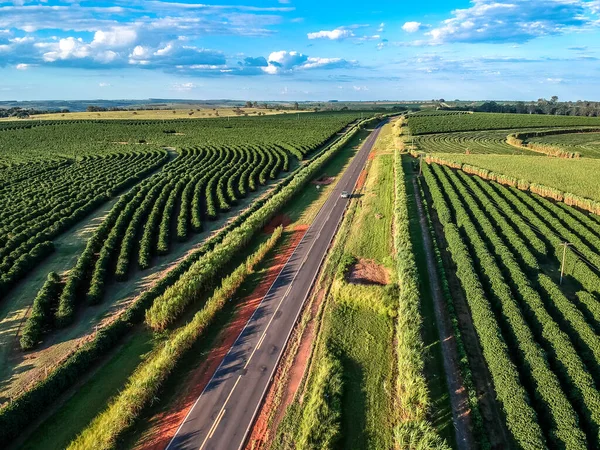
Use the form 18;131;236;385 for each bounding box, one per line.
412;176;474;450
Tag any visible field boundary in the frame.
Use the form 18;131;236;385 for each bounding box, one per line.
411;152;600;215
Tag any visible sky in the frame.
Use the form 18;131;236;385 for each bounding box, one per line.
0;0;599;101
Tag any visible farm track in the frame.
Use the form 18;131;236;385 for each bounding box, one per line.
412;177;474;450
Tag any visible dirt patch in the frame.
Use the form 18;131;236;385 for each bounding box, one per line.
346;258;390;285
355;169;368;191
263;214;292;234
368;151;376;160
133;226;308;450
311;175;335;185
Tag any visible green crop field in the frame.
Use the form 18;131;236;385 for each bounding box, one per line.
426;154;600;203
3;108;600;450
407;112;600;135
530;131;600;158
0;112;386;448
422;162;600;449
413;130;541;155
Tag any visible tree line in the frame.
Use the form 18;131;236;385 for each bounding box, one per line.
439;97;600;117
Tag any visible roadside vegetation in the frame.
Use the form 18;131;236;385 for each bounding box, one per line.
274;119;449;449
4;117;382;449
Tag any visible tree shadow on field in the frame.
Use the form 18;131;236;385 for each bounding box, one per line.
339;352;368;450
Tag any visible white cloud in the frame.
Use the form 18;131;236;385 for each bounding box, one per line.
302;57;344;69
42;37;90;62
377;22;385;32
353;85;369;91
426;0;600;44
98;82;111;87
263;50;307;73
307;28;354;40
170;82;197;91
129;45;152;61
356;34;380;42
262;50;355;74
10;36;34;44
402;21;421;33
16;63;31;70
92;27;137;48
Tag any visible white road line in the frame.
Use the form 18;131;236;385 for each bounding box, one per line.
167;121;386;450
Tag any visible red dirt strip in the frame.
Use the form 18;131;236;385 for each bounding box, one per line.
135;223;308;450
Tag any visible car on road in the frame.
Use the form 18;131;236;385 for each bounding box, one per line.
341;190;350;198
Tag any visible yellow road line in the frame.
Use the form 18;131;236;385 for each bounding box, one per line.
198;375;242;450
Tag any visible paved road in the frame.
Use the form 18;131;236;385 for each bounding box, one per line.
166;121;385;450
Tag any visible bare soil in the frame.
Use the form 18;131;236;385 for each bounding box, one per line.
263;214;292;234
311;175;335;185
347;258;390;285
355;167;368;191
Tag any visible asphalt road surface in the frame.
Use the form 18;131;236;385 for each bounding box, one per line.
166;120;385;450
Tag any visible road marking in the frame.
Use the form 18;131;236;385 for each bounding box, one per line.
208;409;225;439
198;375;242;450
168;120;387;450
244;332;268;369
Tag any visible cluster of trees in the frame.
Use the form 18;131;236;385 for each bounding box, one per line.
0;107;69;119
441;97;600;117
244;101;301;110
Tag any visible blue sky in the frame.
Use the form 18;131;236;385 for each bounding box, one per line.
0;0;599;101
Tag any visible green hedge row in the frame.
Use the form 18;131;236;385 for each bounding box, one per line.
393;152;449;449
20;272;63;350
470;175;547;255
491;182;600;295
456;170;539;269
68;226;283;449
443;165;596;448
